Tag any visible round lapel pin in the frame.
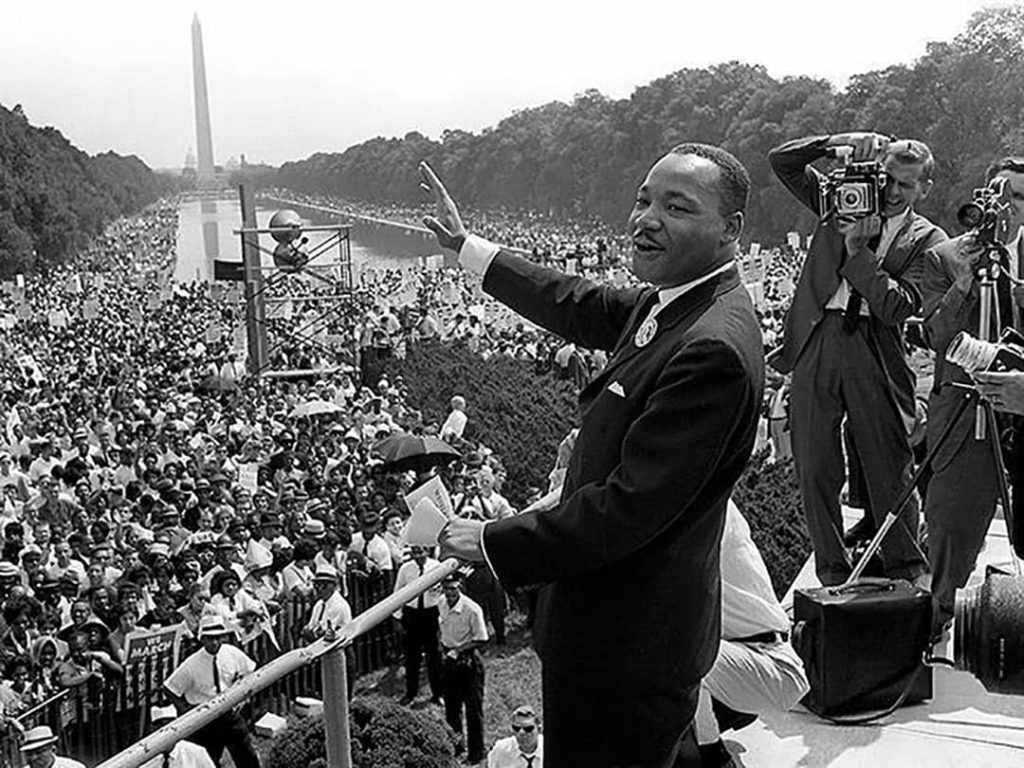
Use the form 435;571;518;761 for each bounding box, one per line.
635;317;657;348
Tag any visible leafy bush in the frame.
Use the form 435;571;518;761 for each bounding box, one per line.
267;695;456;768
386;340;578;507
731;451;809;596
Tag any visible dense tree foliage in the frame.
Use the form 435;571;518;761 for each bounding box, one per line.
278;6;1024;243
0;103;172;276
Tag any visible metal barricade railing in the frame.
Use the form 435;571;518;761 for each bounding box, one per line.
95;558;459;768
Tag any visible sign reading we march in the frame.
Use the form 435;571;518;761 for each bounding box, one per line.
124;624;184;666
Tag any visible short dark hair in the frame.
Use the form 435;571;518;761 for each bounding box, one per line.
669;143;750;217
986;156;1024;182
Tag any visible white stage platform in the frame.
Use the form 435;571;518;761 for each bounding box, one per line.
733;512;1024;767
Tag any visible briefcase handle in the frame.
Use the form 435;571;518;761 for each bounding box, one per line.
828;577;897;595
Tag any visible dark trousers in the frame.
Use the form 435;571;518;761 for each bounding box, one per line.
402;606;442;699
924;388;1000;630
465;564;507;644
193;710;260;768
442;651;485;763
790;314;926;585
542;659;700;768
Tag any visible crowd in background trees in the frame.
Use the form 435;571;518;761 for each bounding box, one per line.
277;6;1024;246
0;104;174;277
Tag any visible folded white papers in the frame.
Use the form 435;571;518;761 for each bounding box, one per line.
405;498;449;546
404;474;454;520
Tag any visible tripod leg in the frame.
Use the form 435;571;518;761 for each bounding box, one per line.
847;389;977;584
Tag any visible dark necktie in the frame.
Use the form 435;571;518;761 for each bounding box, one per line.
212;651;221;694
162;751;171;768
521;754;535;767
416;562;425;609
843;230;883;332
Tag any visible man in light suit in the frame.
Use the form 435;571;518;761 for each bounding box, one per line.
768;133;946;587
422;143;764;768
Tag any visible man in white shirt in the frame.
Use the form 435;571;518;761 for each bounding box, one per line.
18;725;85;768
302;564;355;698
302;564;352;642
693;500;809;766
440;396;468;443
438;571;488;766
392;546;443;705
487;705;543;768
349;511;393;574
162;616;260;768
140;705;215;768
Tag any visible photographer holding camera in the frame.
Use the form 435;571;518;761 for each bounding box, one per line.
921;157;1024;639
768;133;947;587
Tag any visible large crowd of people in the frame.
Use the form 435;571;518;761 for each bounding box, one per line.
0;185;812;766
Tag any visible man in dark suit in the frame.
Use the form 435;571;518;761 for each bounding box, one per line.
921;157;1024;638
421;144;764;768
768;133;946;587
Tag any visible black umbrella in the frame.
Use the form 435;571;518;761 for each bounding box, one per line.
372;434;460;472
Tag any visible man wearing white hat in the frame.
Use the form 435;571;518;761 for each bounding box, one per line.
302;564;355;698
19;725;85;768
163;616;260;768
302;564;351;642
139;705;215;768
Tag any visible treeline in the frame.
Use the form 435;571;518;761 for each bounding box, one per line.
278;6;1024;244
0;103;174;276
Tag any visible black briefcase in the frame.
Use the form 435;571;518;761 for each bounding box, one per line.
793;578;933;717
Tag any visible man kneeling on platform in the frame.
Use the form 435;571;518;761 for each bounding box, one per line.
694;500;809;768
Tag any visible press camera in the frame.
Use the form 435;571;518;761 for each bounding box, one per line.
957;175;1015;247
818;146;888;222
955;568;1024;694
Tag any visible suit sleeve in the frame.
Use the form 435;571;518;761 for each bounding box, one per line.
482;251;644;352
922;236;979;353
482;339;755;586
842;225;947;325
767;135;831;215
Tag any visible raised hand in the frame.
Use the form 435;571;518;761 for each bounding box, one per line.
418;161;468;252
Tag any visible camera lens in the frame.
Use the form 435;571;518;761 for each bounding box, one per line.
955;571;1024;694
958;202;984;229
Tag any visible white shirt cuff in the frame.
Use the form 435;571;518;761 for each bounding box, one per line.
458;234;501;277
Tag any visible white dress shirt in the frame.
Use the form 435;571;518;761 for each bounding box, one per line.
393;557;443;612
349;532;394;571
305;590;352;635
720;500;790;639
164;644;256;706
139;740;216;768
488;734;544;768
439;594;488;650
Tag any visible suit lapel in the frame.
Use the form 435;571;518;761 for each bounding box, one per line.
580;270;736;404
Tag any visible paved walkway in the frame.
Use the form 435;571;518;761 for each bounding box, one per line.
735;512;1024;767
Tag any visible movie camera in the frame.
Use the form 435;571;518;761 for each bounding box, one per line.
957;175;1015;247
817;146;887;222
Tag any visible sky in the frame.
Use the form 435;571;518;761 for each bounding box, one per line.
0;0;1007;170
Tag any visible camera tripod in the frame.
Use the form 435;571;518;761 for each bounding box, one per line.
846;242;1021;584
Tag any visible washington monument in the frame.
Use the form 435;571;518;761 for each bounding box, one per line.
191;13;215;184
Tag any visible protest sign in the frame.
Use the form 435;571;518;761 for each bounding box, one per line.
238;463;259;493
124;624;184;666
